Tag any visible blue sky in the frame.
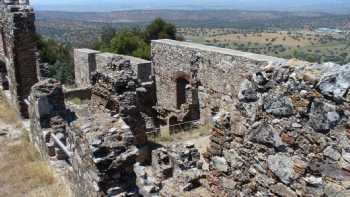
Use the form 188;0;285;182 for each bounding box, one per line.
30;0;350;12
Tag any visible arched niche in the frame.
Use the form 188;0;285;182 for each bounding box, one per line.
174;71;191;109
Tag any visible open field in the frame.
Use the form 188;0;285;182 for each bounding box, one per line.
182;29;350;64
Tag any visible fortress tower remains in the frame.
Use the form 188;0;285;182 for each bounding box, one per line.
0;0;38;117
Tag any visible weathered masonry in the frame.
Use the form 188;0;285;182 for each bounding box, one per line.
151;39;283;129
74;49;153;88
0;0;38;117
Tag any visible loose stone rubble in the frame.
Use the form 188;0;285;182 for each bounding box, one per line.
205;60;350;197
70;112;139;196
29;78;71;161
90;56;157;146
134;142;207;197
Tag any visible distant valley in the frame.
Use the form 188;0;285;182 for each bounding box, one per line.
36;10;350;45
36;9;350;64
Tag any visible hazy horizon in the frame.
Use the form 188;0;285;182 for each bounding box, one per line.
30;0;350;13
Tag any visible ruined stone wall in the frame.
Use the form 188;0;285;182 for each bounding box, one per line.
74;48;158;135
28;79;142;197
0;0;38;117
69;113;139;197
63;87;91;101
89;58;156;145
206;61;350;196
151;39;284;127
74;48;99;88
28;79;71;161
74;49;152;88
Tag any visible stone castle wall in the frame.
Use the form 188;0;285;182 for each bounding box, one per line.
74;49;152;88
0;0;38;117
152;39;284;127
206;61;350;196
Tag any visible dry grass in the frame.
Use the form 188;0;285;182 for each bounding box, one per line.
0;90;72;197
0;132;71;197
151;123;211;144
0;91;21;125
208;32;316;47
68;97;82;106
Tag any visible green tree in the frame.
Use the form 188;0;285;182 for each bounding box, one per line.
36;35;74;84
146;18;176;42
96;18;179;60
104;29;150;59
48;60;74;84
93;25;116;50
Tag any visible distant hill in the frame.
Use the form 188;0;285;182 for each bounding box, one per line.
36;10;342;24
36;10;350;28
32;0;350;13
35;9;350;47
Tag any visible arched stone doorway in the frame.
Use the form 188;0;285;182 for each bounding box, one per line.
176;77;189;109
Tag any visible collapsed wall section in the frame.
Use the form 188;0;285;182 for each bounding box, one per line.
206;61;350;196
28;78;144;196
73;49;153;88
28;79;70;161
90;58;149;145
70;113;139;196
73;49;157;136
151;39;284;128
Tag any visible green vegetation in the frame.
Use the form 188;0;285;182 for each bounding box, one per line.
35;18;178;85
68;97;82;106
146;18;177;41
96;28;150;59
94;18;180;60
36;10;350;75
37;35;74;84
191;30;350;64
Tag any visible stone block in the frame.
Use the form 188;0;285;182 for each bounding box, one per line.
74;48;100;88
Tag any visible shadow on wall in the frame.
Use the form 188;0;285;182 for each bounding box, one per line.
0;60;9;90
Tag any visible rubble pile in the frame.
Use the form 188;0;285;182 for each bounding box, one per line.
70;112;139;197
134;143;207;197
90;58;156;145
29;79;71;161
206;60;350;196
206;112;232;158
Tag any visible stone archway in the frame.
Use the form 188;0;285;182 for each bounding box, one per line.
176;77;189;109
173;71;191;110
